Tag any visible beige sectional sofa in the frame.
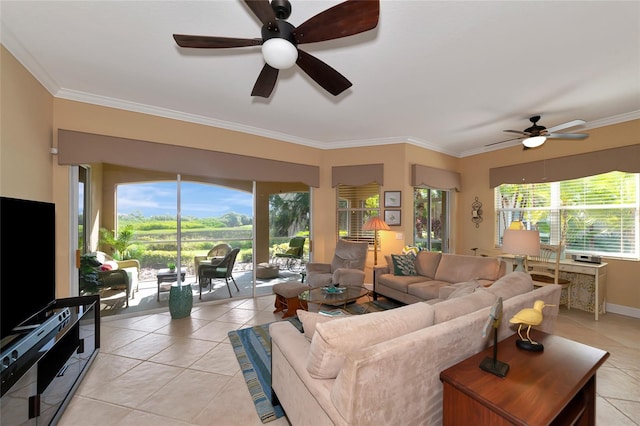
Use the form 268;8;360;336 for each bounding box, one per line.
374;251;506;304
269;272;561;425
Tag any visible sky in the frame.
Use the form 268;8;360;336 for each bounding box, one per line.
116;182;254;218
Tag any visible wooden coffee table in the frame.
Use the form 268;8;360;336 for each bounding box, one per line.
440;331;609;425
298;285;369;310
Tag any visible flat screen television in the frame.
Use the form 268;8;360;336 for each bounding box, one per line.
0;196;56;342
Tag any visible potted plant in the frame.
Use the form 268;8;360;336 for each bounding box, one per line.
79;253;101;295
167;262;176;272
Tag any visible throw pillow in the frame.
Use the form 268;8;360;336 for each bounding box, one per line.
391;254;417;276
297;310;340;341
402;245;420;257
447;279;481;299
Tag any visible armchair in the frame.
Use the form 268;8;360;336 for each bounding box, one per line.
194;243;232;282
273;236;306;271
94;251;140;298
306;239;369;288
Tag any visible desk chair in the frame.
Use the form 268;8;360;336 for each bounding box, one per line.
527;242;572;308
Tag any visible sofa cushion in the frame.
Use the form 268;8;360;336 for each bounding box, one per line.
407;281;449;300
391;254;417;276
414;251;442;279
377;274;428;293
485;271;534;300
306;302;435;379
434;254;502;283
432;288;498;324
297;310;342;342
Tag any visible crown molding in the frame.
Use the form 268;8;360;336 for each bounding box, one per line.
1;27;60;94
55;88;326;149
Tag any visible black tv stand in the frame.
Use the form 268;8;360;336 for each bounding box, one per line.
0;295;100;425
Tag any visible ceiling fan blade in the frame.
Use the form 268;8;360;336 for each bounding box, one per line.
485;136;524;147
546;119;586;133
243;0;277;25
251;64;279;98
296;49;352;96
173;34;262;48
503;130;529;136
546;132;589;140
293;0;380;45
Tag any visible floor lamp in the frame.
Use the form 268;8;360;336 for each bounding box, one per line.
362;216;391;266
502;229;540;271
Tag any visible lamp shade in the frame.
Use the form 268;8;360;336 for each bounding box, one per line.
523;136;546;148
362;216;391;231
502;229;540;256
261;38;298;70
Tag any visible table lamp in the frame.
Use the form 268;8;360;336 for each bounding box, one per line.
362;216;390;266
502;229;540;272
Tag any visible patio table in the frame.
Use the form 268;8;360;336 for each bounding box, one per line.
157;267;186;301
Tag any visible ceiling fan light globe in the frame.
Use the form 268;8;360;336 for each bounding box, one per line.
523;136;546;148
262;38;298;69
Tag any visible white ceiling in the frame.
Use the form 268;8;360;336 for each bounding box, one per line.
2;0;639;157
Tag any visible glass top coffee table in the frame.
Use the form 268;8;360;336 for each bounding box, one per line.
298;285;369;309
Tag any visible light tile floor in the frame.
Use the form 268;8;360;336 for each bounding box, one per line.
59;296;640;425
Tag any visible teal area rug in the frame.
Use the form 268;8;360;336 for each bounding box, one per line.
228;317;302;423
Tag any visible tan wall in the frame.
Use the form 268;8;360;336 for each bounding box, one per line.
458;120;640;310
3;45;639;311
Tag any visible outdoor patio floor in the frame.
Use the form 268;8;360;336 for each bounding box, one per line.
99;266;305;318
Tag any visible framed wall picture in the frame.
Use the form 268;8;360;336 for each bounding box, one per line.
384;191;401;208
384;209;401;226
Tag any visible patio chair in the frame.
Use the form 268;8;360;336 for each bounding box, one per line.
198;248;240;299
93;251;140;299
194;243;232;282
273;236;306;271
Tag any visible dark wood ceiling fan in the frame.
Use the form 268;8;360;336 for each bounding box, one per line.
486;115;589;150
173;0;379;98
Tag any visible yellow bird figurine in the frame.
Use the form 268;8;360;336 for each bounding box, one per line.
509;300;554;351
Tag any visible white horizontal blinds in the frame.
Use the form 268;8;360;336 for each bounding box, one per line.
495;171;639;258
559;172;638;256
337;183;380;244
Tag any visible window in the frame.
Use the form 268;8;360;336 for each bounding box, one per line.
495;171;639;259
337;183;380;244
414;188;449;252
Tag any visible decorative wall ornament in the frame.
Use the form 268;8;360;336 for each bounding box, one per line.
472;197;483;228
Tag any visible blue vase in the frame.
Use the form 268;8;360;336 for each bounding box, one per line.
169;283;193;319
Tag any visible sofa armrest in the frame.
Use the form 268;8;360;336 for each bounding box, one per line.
332;268;365;286
373;265;389;276
306;262;332;274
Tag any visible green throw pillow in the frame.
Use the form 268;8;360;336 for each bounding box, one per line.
391;254;417;276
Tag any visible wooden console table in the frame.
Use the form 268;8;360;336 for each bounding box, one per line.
498;254;607;320
440;332;609;425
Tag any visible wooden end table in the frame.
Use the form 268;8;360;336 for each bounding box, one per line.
440;331;609;426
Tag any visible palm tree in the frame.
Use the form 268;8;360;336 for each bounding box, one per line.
270;192;309;237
